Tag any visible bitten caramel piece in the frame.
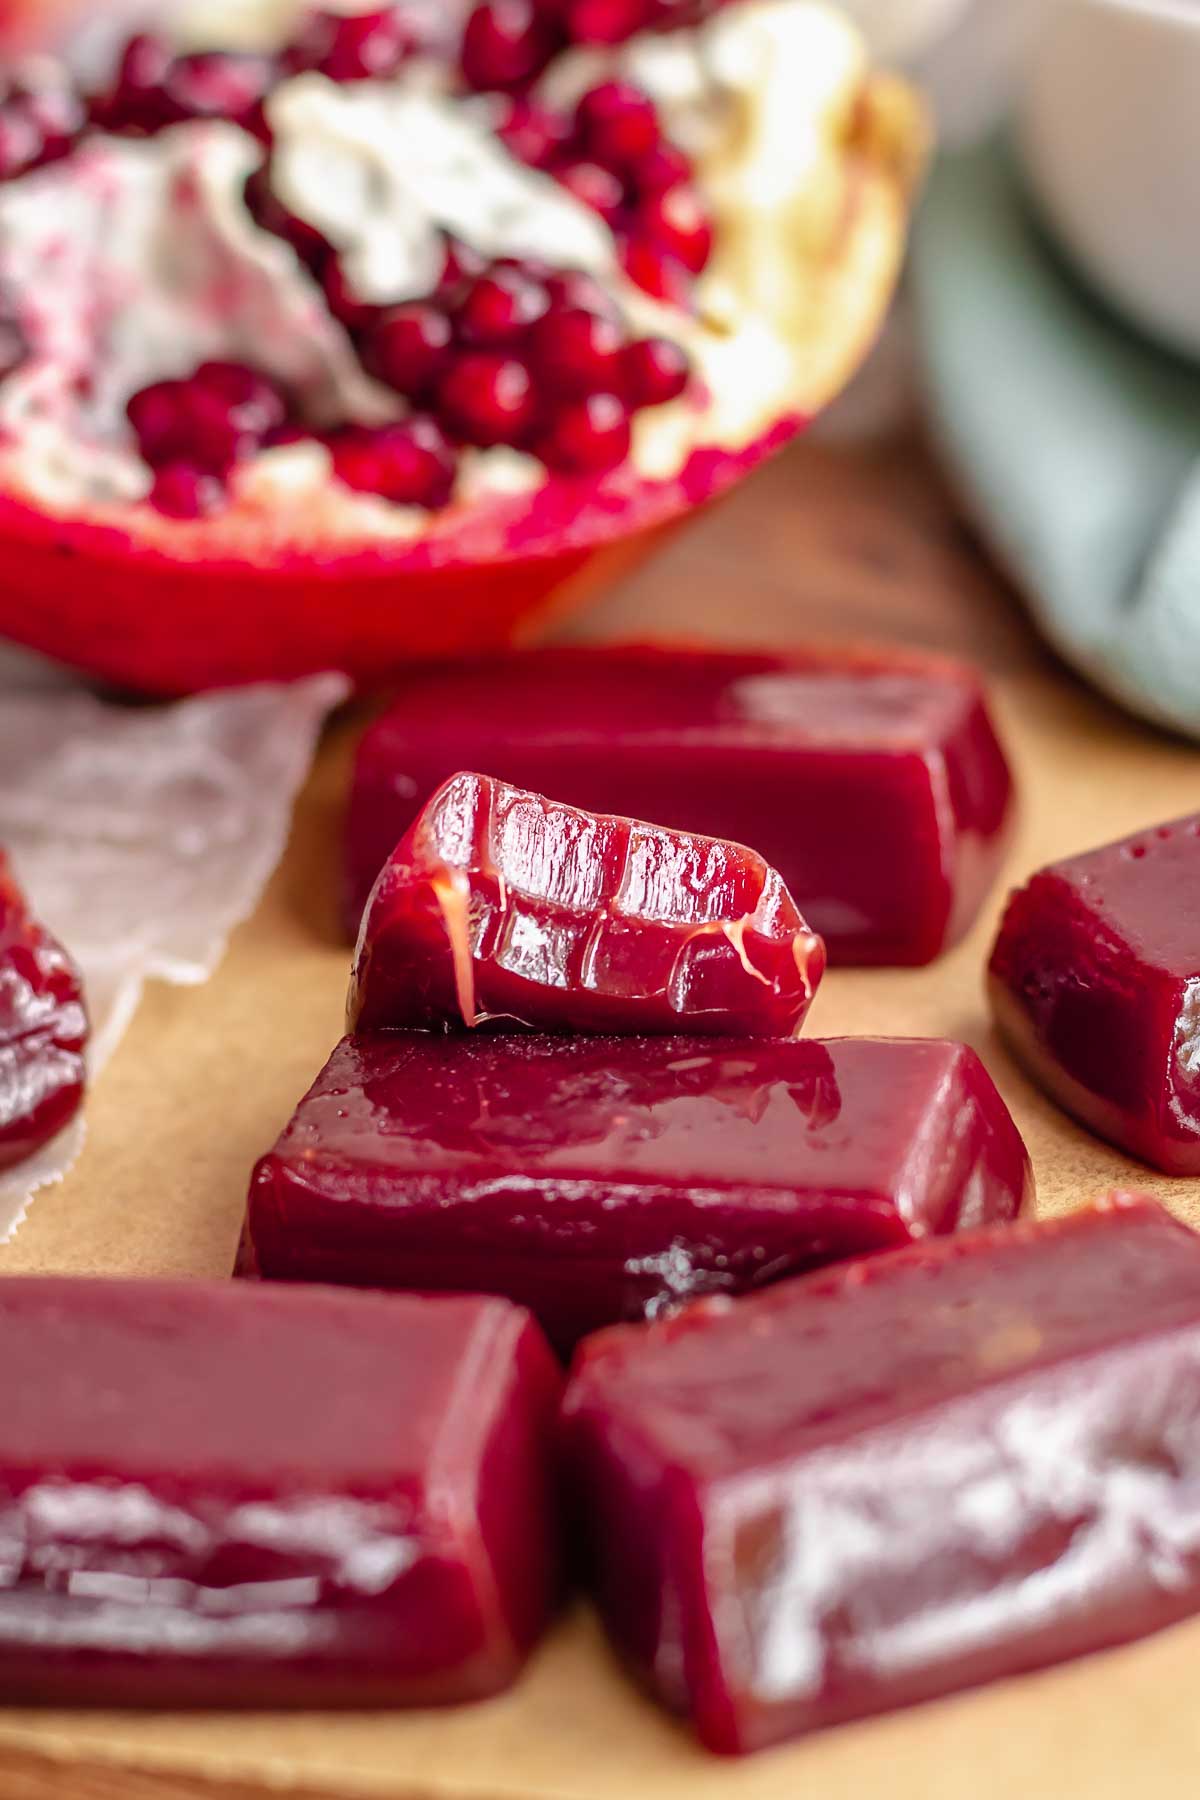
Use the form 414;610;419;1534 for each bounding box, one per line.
561;1196;1200;1754
348;769;824;1038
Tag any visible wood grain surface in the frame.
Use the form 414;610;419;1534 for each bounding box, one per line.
3;433;1200;1799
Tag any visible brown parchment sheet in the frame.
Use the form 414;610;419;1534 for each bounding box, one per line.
2;436;1199;1799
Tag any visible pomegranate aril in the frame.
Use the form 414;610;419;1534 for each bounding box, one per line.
532;305;624;396
127;382;190;466
461;0;557;91
284;7;414;81
556;159;625;225
330;420;457;509
622;238;692;305
636;184;713;275
456;267;549;347
564;0;652;44
439;352;537;446
576;81;660;172
150;464;224;519
194;362;289;438
367;302;453;395
129;364;291;484
539;391;630;473
622;335;690;407
637;141;691;194
497;97;570;169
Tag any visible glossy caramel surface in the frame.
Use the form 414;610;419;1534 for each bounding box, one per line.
348;771;823;1038
990;813;1200;1173
0;1280;561;1707
248;1033;1030;1350
0;852;87;1173
345;646;1014;964
563;1198;1200;1753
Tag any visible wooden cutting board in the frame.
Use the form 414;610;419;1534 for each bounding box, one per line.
4;433;1200;1799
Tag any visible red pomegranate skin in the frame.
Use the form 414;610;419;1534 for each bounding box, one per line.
561;1194;1200;1755
0;851;87;1171
244;1033;1030;1353
343;644;1014;965
0;1279;562;1706
989;814;1200;1174
0;416;800;695
347;770;825;1038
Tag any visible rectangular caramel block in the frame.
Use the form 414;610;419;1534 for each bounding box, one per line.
990;813;1200;1173
0;1280;561;1706
560;1197;1200;1754
246;1033;1030;1353
344;645;1014;964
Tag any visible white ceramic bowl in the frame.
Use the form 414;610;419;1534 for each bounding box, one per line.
1019;0;1200;360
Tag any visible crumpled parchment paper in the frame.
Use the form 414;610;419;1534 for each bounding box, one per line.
0;649;347;1237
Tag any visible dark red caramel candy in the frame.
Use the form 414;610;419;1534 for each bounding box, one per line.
990;814;1200;1173
345;646;1013;964
0;1280;562;1706
0;851;87;1171
246;1034;1031;1352
347;770;824;1037
561;1196;1200;1755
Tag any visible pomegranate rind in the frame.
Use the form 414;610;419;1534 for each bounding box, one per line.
0;69;924;693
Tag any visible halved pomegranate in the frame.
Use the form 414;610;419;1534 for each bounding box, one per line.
0;0;923;693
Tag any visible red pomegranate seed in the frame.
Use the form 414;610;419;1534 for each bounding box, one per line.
324;259;379;333
576;81;660;172
194;361;289;437
636;141;691;194
129;365;289;477
497;96;570;169
531;305;624;396
461;0;556;91
127;382;191;466
563;0;650;44
556;159;625;225
636;184;713;274
455;267;549;347
367;303;454;395
622;335;690;406
284;8;414;81
439;352;537;446
150;463;224;519
330;419;457;508
622;238;692;305
185;392;259;473
538;391;630;473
